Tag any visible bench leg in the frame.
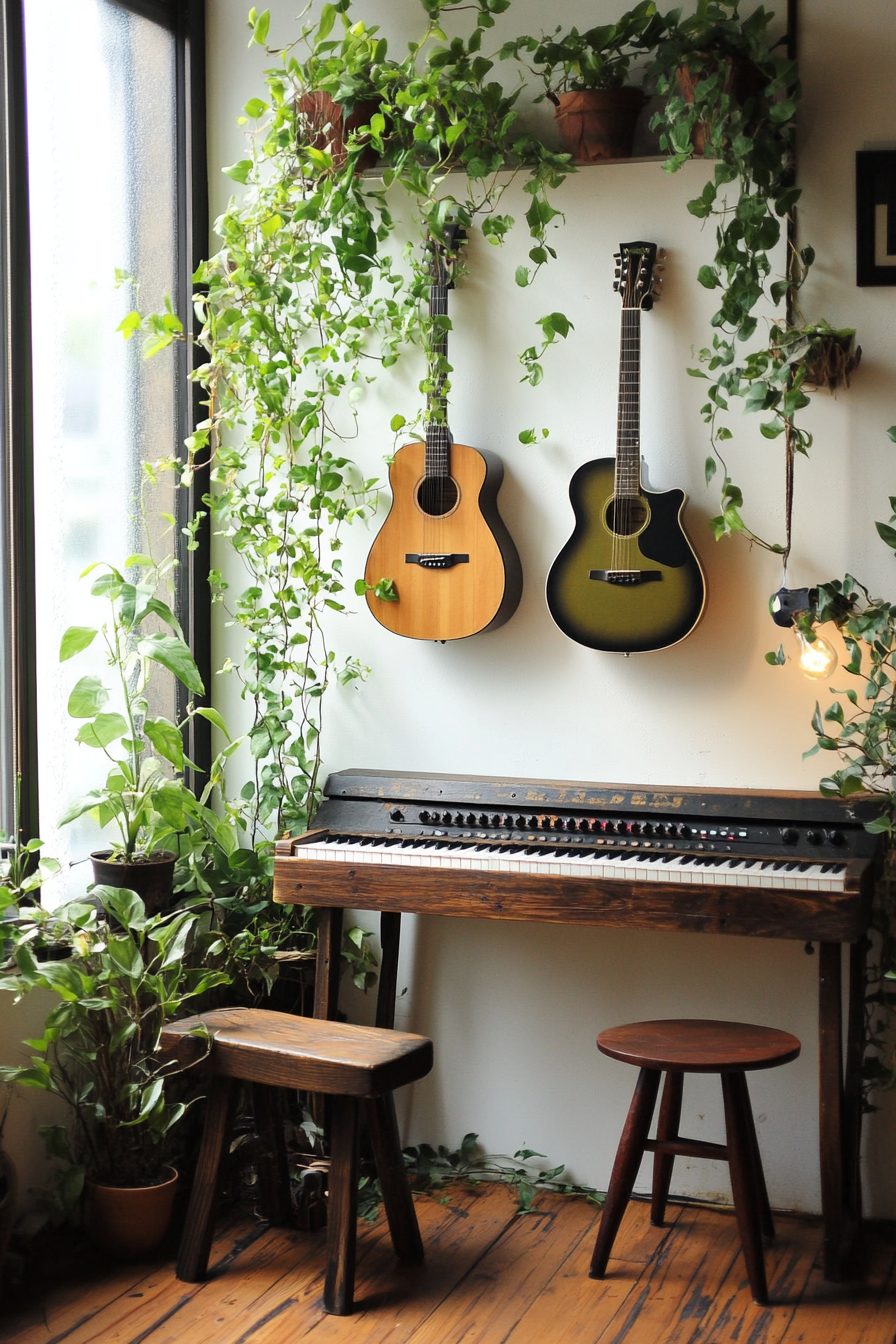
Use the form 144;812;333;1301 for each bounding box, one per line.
721;1071;769;1306
742;1088;775;1240
253;1083;292;1227
650;1071;683;1227
365;1093;423;1263
324;1094;360;1315
590;1067;661;1279
177;1074;237;1283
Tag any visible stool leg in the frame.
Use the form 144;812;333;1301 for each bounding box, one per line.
651;1070;683;1227
324;1094;360;1316
177;1074;237;1283
364;1093;423;1263
590;1067;661;1279
721;1072;769;1306
742;1094;775;1240
253;1083;292;1227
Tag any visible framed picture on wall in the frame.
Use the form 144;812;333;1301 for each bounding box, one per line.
856;150;896;285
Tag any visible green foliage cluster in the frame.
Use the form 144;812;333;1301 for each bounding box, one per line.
57;550;227;862
128;0;574;841
792;456;896;1100
0;887;229;1187
359;1131;603;1222
648;2;816;556
502;1;670;98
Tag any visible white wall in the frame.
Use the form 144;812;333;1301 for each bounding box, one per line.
206;0;896;1216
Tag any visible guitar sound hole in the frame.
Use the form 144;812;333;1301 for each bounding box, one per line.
606;495;648;536
417;476;459;517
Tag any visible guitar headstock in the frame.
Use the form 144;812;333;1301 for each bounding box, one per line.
613;241;664;310
428;223;467;290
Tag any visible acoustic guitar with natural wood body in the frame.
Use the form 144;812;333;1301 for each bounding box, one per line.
364;229;522;641
546;241;706;654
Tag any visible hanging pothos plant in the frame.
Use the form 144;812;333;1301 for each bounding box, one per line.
648;0;858;571
127;0;573;845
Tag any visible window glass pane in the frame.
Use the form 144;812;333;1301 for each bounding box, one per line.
24;0;179;902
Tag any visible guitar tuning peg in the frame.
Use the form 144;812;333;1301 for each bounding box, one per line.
613;252;621;260
614;268;621;277
612;281;620;292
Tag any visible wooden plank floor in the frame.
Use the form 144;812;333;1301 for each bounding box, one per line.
1;1188;894;1344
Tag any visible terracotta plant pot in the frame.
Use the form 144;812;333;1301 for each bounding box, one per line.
296;90;380;173
85;1166;177;1260
553;88;647;163
90;850;176;916
0;1148;18;1278
676;57;766;155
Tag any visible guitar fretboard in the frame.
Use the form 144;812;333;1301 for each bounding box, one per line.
615;307;641;498
425;278;450;478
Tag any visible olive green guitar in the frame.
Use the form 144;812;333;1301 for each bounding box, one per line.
546;241;706;654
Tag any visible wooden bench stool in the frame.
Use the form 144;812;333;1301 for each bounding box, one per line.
161;1007;433;1315
590;1018;801;1305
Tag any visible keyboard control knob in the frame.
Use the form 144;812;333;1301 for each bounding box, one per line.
418;810;430;824
779;827;799;845
515;815;526;828
615;820;628;834
454;813;465;826
806;829;822;845
553;817;565;830
478;814;489;826
390;809;404;822
629;822;642;836
541;817;553;830
677;824;692;838
466;813;476;826
826;829;845;846
527;816;539;828
442;811;453;825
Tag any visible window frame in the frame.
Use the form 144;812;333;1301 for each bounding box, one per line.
0;0;210;846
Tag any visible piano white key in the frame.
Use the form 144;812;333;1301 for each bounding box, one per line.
291;839;848;891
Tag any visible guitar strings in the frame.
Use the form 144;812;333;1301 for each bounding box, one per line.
613;286;643;575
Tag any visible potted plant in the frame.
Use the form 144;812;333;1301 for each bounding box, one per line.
0;886;229;1258
58;552;222;913
650;0;772;156
504;2;669;162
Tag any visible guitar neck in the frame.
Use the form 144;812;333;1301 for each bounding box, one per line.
425;280;450;477
615;307;641;497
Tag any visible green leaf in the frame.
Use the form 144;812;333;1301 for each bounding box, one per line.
876;521;896;550
137;635;204;695
223;159;252;184
144;716;184;769
60;626;97;661
389;414;406;433
106;933;143;979
251;8;270;46
317;2;336;40
67;675;109;719
514;265;529;288
76;713;128;749
704;456;717;485
244;97;268;119
697;265;719;290
98;886;146;931
195;707;231;740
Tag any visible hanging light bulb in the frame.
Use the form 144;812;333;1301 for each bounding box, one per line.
793;627;838;679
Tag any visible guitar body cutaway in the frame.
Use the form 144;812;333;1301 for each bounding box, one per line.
546;458;706;654
365;440;522;641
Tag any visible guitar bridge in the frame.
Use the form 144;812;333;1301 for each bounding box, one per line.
590;569;662;585
406;553;469;569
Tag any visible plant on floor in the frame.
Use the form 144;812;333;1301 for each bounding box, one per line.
359;1131;603;1222
0;886;230;1187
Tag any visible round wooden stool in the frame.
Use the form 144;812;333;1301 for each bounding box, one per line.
590;1018;801;1306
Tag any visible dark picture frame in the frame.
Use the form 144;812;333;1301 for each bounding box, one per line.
856;150;896;286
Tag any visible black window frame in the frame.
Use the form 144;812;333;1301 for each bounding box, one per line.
0;0;210;847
